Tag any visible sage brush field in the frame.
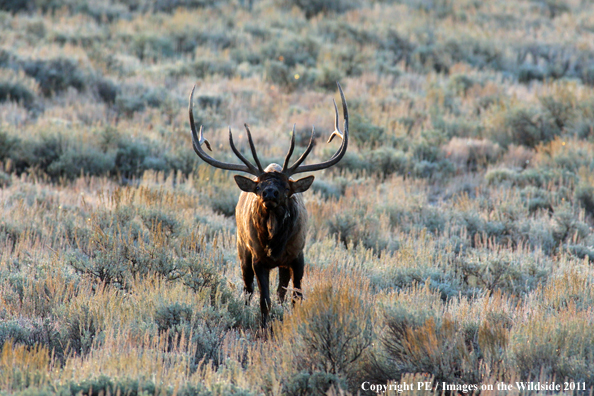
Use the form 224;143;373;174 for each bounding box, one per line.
2;0;594;394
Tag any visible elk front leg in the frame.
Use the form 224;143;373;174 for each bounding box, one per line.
254;264;271;327
277;267;291;303
239;246;254;303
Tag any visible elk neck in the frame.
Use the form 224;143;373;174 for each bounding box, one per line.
254;198;295;259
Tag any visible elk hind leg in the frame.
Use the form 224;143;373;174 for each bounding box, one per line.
277;267;291;303
290;253;305;304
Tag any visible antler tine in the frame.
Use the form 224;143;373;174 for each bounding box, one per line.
189;85;261;176
286;126;315;174
282;124;297;172
285;82;348;176
229;127;262;175
327;98;343;144
244;124;264;173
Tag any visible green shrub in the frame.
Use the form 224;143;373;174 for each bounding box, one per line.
0;128;19;162
68;376;156;396
0;169;10;186
275;274;373;392
494;107;561;148
459;249;547;295
442;138;500;171
0;319;61;354
509;309;594;387
284;371;345;396
22;57;87;96
7;133;65;175
575;184;594;217
95;77;120;104
262;35;319;68
412;160;448;178
311;179;342;199
46;146;115;180
155;302;193;333
64;304;101;356
208;191;238;217
552;204;590;244
0;0;32;12
131;33;177;61
315;66;344;92
448;74;477;96
583;65;594;86
378;309;481;386
114;139;152;178
0;80;36;107
192;58;237;78
279;0;361;19
533;0;570;19
540;94;575;130
114;86;167;117
369;147;407;178
517;64;545;83
264;61;317;91
183;258;221;293
350;113;386;148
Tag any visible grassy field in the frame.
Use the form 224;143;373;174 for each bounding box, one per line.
2;0;594;394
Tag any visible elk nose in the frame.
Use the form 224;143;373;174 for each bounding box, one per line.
263;188;278;200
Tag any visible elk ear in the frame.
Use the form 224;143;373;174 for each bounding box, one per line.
290;175;315;194
234;175;258;193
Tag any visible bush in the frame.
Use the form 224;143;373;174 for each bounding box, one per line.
114;139;153;178
46;146;115;180
155;302;193;333
350;113;386;148
95;77;120;104
0;80;35;107
315;66;344;92
442;138;500;171
64;304;101;356
575;184;594;217
274;272;373;392
509;309;594;387
264;61;318;91
518;64;545;83
0;68;38;108
8;133;65;175
0;128;20;163
0;318;61;354
369;147;407;178
448;74;478;96
114;86;168;117
377;309;482;387
280;0;361;19
22;57;87;96
0;0;32;12
459;249;547;294
262;35;319;68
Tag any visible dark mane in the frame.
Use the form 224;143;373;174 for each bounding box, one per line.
254;199;299;260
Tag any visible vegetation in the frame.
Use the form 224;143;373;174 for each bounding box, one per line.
2;0;594;394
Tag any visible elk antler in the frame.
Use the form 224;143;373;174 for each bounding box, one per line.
282;82;349;176
189;85;263;176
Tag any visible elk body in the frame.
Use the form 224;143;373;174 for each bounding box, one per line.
189;84;349;326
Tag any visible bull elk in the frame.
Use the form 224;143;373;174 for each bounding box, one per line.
189;83;348;327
